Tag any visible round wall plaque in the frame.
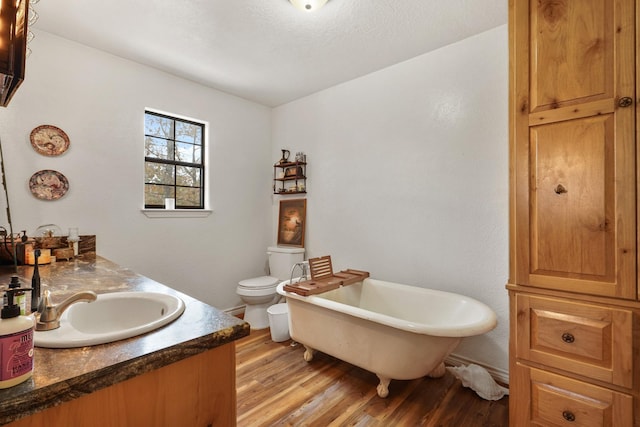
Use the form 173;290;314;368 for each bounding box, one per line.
29;170;69;200
30;125;70;156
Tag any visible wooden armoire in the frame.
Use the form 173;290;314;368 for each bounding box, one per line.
507;0;639;425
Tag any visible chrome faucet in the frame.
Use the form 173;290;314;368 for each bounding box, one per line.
35;289;98;331
289;261;309;284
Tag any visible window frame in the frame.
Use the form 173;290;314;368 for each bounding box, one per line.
143;110;206;210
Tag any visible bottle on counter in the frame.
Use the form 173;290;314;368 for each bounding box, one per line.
0;288;35;389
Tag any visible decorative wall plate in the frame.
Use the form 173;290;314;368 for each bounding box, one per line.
29;170;69;201
30;125;70;156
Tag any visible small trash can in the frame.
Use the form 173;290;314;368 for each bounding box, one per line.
267;303;290;342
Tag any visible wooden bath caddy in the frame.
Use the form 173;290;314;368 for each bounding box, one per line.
283;255;369;296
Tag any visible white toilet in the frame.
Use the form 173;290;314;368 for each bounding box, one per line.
237;246;304;329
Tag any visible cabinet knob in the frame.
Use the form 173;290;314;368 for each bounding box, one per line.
561;332;575;343
554;184;567;194
618;96;633;107
562;411;576;422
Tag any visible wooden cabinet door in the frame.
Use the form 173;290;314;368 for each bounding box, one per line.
514;293;633;388
510;0;636;298
510;363;633;426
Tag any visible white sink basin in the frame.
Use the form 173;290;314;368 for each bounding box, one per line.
34;291;185;348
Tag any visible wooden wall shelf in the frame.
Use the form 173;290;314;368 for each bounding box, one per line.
273;161;307;195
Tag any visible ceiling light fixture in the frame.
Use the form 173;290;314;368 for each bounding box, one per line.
289;0;328;12
0;0;28;107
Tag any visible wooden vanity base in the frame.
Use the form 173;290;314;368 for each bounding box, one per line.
6;344;236;427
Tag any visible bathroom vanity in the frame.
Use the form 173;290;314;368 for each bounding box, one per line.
0;254;249;426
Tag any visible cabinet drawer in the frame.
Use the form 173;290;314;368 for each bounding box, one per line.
512;364;633;427
515;294;633;388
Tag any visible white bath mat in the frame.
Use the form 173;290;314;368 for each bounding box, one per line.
446;363;509;401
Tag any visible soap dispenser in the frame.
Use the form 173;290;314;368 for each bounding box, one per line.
0;287;35;389
2;276;26;315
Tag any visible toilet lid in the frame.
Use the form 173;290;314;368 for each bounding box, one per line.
238;276;279;290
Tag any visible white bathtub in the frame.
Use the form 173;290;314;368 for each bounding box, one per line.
277;278;497;397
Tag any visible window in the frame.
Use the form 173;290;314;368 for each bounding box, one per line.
144;110;205;209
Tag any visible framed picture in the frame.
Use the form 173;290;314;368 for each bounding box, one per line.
277;198;306;247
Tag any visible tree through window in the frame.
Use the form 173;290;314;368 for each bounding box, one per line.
144;111;205;208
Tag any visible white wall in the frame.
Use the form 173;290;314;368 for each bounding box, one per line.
0;25;509;374
273;26;509;373
0;31;273;309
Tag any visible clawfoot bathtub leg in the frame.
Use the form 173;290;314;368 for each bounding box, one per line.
376;375;391;398
303;346;315;362
428;362;446;378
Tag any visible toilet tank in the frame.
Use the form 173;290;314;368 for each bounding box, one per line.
268;246;305;280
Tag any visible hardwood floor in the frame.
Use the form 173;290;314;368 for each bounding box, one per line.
236;329;509;426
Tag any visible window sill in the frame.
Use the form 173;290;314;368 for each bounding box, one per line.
141;209;213;218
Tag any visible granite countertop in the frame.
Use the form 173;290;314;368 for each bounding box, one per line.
0;254;250;425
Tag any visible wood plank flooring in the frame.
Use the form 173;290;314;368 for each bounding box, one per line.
236;329;509;426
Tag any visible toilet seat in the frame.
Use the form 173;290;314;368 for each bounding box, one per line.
237;276;281;330
238;276;279;290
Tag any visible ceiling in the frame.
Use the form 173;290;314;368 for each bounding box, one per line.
34;0;507;107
